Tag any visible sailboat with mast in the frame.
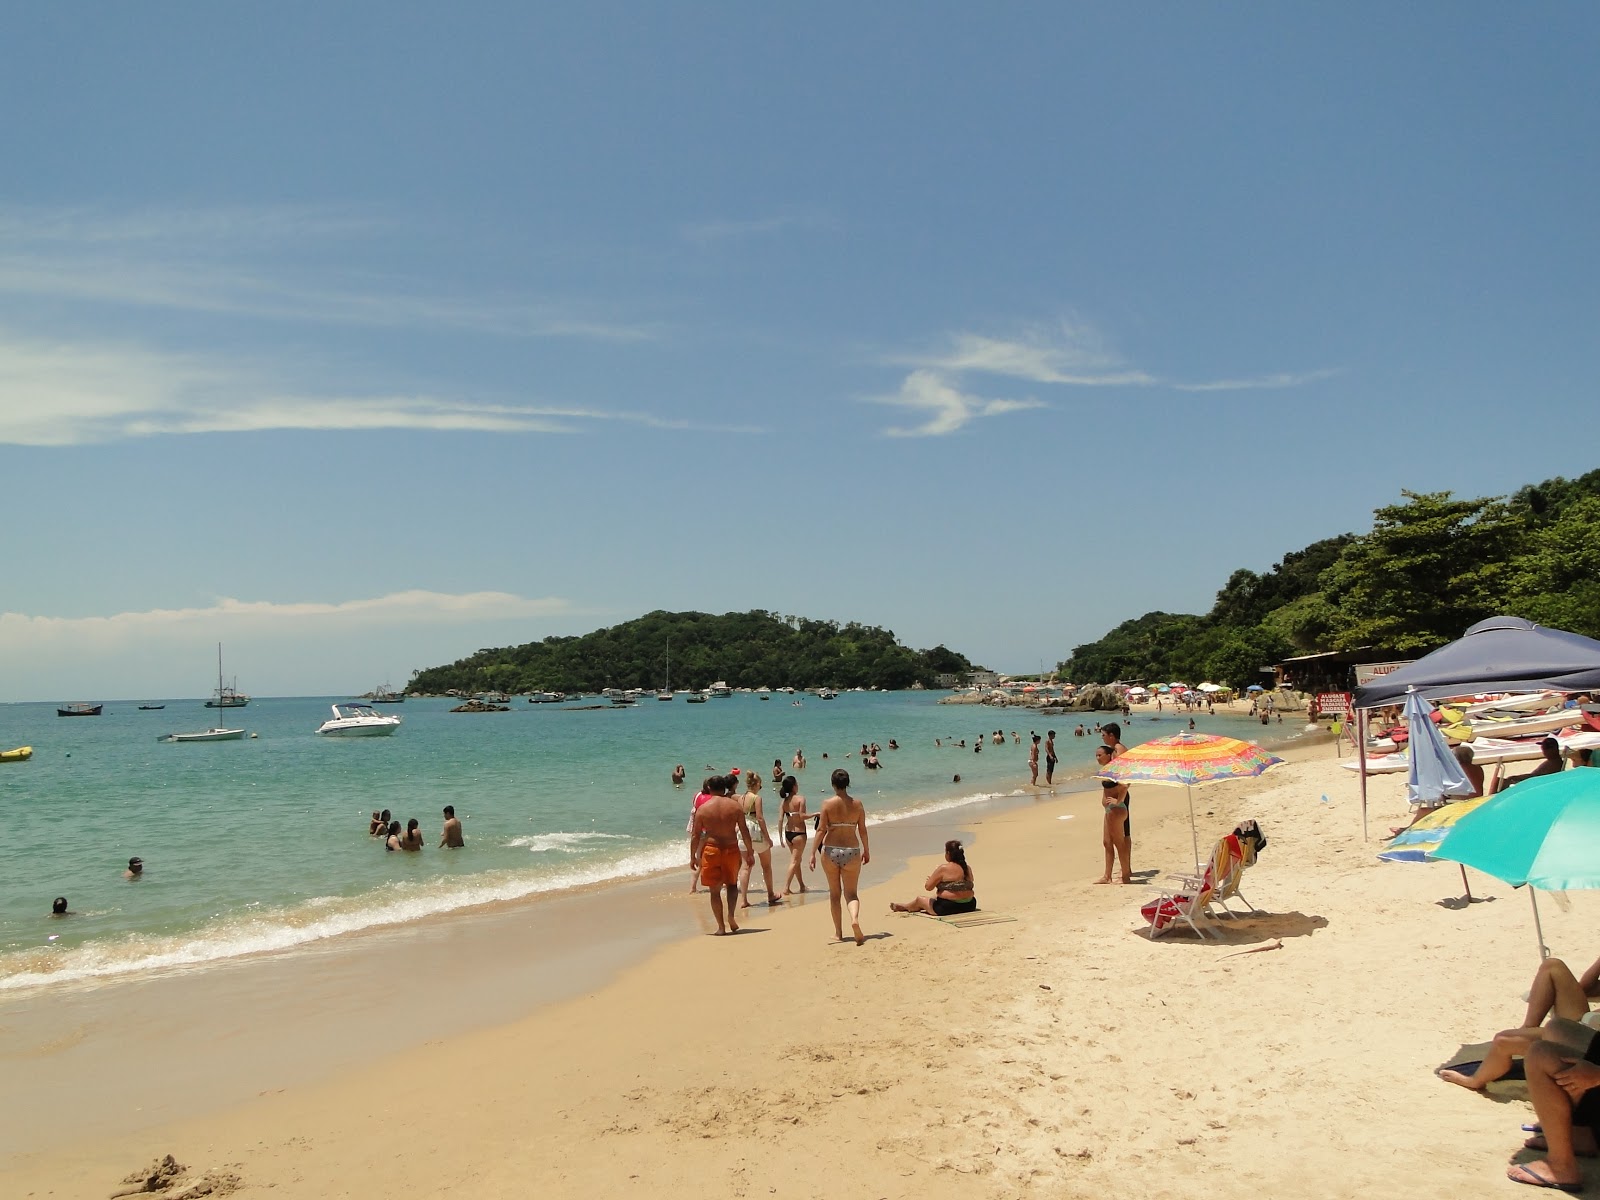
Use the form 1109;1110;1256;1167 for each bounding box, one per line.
657;636;675;700
164;645;247;742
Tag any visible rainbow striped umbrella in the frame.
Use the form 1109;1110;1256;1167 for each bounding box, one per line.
1098;732;1285;867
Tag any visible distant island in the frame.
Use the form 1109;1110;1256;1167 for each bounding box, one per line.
407;610;981;694
1060;469;1600;689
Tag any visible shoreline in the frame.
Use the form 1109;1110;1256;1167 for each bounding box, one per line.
14;734;1563;1199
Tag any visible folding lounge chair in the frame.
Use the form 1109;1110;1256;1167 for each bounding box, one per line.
1207;836;1259;918
1140;836;1239;939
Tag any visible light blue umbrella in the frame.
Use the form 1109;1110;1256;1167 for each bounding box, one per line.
1433;768;1600;958
1404;687;1476;807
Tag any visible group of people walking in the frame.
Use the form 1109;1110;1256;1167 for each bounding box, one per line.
688;767;873;943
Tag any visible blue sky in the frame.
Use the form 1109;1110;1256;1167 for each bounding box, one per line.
2;5;1596;701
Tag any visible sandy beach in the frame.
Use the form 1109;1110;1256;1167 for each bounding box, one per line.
6;738;1596;1199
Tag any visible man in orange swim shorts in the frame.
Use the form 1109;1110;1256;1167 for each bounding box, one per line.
690;775;755;935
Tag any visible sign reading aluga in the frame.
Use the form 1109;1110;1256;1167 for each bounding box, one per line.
1354;660;1414;686
1316;692;1353;716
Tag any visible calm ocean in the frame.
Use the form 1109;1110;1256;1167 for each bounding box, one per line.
0;692;1294;991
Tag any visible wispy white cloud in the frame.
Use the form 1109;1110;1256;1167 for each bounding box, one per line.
888;322;1156;386
0;203;659;343
1173;368;1341;392
870;369;1044;437
0;328;752;446
890;321;1337;395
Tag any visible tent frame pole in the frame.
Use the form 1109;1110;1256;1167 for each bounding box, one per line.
1357;708;1369;841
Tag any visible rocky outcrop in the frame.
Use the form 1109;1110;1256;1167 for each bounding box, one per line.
1068;684;1126;712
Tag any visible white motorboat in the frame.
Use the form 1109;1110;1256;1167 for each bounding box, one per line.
708;681;733;698
316;703;403;737
164;726;246;743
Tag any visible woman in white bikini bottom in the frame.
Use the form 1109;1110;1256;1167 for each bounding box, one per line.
810;768;869;944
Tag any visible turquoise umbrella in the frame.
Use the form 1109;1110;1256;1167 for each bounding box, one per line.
1432;768;1600;957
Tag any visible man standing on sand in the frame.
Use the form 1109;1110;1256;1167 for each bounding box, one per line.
1101;722;1127;759
690;776;755;935
440;805;464;848
1045;730;1059;786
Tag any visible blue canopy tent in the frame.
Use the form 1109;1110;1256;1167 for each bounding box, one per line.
1349;617;1600;838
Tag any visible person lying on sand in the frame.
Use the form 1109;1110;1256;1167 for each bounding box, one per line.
890;840;975;917
1441;955;1600;1092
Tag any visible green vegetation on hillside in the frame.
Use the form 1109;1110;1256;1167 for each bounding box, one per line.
1060;470;1600;689
408;610;979;694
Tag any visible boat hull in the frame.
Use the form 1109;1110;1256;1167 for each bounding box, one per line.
165;728;247;743
1;745;32;762
317;723;400;737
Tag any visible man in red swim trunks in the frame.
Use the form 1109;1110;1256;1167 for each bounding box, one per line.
690;776;755;935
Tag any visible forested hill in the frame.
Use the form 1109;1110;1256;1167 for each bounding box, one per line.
1060;469;1600;690
408;610;979;694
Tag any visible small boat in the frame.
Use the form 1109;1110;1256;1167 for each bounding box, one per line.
316;703;403;737
163;726;246;743
205;644;250;708
817;688;838;701
369;684;405;705
708;681;733;698
610;691;637;707
528;692;560;704
685;691;708;704
476;691;511;705
138;703;166;711
1;746;32;763
57;703;103;717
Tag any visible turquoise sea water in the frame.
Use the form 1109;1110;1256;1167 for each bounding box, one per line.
0;693;1294;990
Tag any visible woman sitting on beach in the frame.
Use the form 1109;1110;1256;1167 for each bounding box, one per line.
778;775;809;895
809;768;870;944
738;773;783;908
890;840;977;917
1440;955;1600;1092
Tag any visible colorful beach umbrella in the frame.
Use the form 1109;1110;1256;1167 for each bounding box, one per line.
1097;732;1285;869
1433;769;1600;958
1378;796;1493;863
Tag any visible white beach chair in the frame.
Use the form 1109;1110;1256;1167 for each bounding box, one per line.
1141;837;1236;939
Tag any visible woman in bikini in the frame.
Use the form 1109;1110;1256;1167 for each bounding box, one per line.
890;840;977;916
809;768;870;944
778;774;809;895
737;772;783;908
1094;744;1132;883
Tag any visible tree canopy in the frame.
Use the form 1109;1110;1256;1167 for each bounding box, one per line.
1059;470;1600;689
408;610;980;694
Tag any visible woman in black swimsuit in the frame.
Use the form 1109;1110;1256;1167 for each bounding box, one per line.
890;840;977;916
778;775;808;895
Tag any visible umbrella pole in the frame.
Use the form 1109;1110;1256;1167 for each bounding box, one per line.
1460;864;1472;902
1357;709;1370;841
1530;888;1549;960
1186;783;1200;872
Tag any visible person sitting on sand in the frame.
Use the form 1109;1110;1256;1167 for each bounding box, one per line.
690;776;754;935
809;768;870;944
1440;955;1600;1093
1497;737;1566;792
890;840;976;917
1504;1029;1600;1191
1391;744;1486;835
